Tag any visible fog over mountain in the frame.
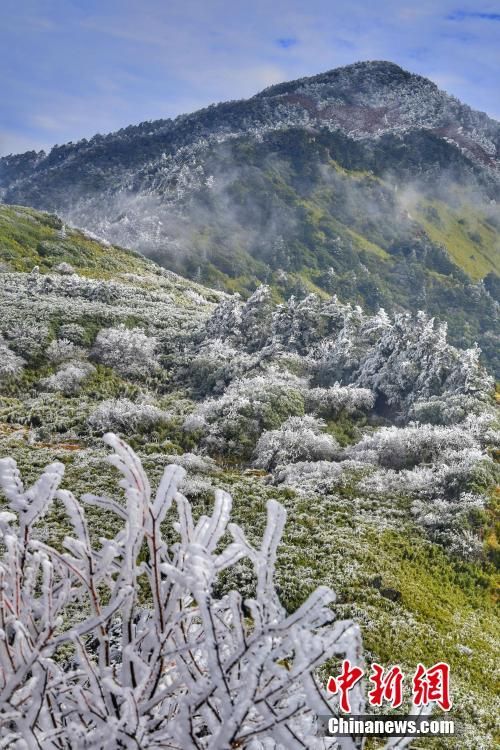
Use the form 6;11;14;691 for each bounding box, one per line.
1;61;499;372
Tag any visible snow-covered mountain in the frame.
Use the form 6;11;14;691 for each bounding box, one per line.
1;61;499;373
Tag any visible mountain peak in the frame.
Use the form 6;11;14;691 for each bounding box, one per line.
255;60;418;98
0;60;498;377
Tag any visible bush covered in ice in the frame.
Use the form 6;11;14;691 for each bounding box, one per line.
2;321;50;362
408;393;495;426
254;416;339;471
274;459;369;497
54;261;75;274
412;492;486;560
46;338;85;364
0;336;25;380
91;324;158;378
88;398;170;433
58;323;88;344
186;338;256;396
305;384;374;418
40;361;96;395
351;423;477;470
184;371;306;458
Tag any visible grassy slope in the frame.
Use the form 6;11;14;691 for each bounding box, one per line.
0;203;155;278
416;199;500;280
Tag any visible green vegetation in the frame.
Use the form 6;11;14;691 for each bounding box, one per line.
0;203;154;278
417;198;500;279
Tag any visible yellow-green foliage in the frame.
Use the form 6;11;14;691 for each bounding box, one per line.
0;204;153;279
417;199;500;279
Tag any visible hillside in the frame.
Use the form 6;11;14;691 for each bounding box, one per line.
1;61;499;376
0;205;498;748
0;203;159;278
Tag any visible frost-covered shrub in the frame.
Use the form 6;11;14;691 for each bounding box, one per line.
3;321;50;361
161;451;219;474
58;323;87;344
439;449;496;498
358;439;495;557
91;324;158;378
275;459;368;496
0;336;25;380
0;434;367;749
254;416;339;471
46;338;84;364
351;423;477;470
305;384;374;418
33;274;123;303
412;492;485;560
184;371;306;458
187;339;255;396
360;444;495;502
180;476;217;499
88;398;170;433
409;394;493;426
40;361;96;395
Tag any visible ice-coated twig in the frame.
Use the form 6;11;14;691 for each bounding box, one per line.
0;434;400;749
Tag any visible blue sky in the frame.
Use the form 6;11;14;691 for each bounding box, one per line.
1;0;499;156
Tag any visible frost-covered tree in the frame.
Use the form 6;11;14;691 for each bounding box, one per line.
254;416;339;472
204;286;326;355
0;434;368;749
202;293;492;428
204;295;242;341
239;285;274;352
91;325;158;379
354;313;493;415
313;303;368;384
271;294;324;354
185;339;256;397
